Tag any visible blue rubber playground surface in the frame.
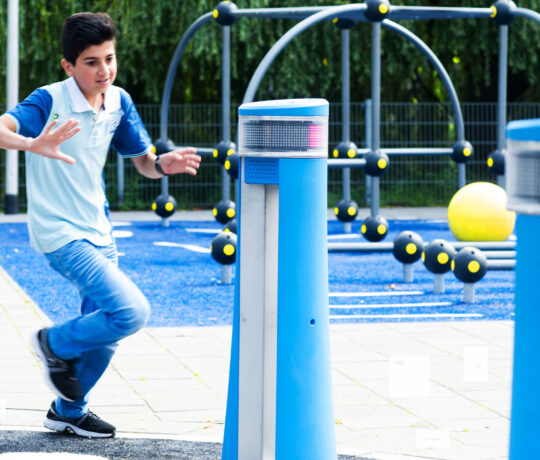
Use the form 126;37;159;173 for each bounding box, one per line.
0;218;514;327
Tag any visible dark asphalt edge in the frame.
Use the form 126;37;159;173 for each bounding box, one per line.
0;430;375;459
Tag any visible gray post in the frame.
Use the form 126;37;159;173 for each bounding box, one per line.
160;175;170;227
365;99;372;206
221;25;232;283
341;29;352;233
370;23;381;217
117;154;124;206
5;0;19;214
496;25;508;188
222;25;232;202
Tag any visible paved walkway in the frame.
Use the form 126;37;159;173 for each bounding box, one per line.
0;209;513;459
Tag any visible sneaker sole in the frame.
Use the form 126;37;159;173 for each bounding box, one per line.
30;331;76;403
44;417;115;438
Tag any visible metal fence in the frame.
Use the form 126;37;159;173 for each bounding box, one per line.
2;101;540;211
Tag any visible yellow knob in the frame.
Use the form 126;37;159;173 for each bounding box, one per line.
437;253;449;265
406;243;417;255
468;260;480;273
223;244;235;256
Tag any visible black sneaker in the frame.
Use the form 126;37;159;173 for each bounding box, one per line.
31;328;82;402
44;401;116;438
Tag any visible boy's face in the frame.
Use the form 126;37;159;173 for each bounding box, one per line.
61;40;117;101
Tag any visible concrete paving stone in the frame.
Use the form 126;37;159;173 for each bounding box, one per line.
111;354;195;380
434;371;511;393
88;384;148;407
3;392;54;411
92;405;152;416
336;425;461;458
332;368;364;385
450;428;510;449
395;396;503;422
175;356;230;376
333;384;390;407
0;382;50;395
0;409;45;428
155;408;225;424
127;379;224;412
0;347;35;360
154;337;230;359
94;368;127;386
114;331;167;356
337;408;429;431
115;419;223;439
430;417;509;432
0;365;42;384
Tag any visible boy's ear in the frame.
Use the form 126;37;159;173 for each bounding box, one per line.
61;58;74;77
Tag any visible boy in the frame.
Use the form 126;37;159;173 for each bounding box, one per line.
0;12;201;438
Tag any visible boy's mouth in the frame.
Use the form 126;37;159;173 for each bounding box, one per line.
96;79;110;86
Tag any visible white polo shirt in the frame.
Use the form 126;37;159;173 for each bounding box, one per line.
5;77;153;253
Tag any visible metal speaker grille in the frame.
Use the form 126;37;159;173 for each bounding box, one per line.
244;158;279;185
239;116;327;158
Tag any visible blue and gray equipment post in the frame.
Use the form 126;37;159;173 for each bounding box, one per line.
506;119;540;459
222;99;337;460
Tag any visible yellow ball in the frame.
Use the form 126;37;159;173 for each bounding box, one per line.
448;182;516;241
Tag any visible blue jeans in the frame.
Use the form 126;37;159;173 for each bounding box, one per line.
44;239;151;418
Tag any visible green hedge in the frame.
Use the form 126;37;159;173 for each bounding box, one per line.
2;0;540;105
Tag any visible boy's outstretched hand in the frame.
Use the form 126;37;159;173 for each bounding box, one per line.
158;148;201;176
28;118;81;165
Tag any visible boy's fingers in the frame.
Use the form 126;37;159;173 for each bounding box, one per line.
43;120;58;134
55;119;80;135
57;151;76;165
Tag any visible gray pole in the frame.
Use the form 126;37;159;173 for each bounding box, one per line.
117;155;124;206
221;25;232;284
5;0;19;215
341;29;352;233
370;22;381;217
496;25;508;188
222;25;231;202
365;99;372;206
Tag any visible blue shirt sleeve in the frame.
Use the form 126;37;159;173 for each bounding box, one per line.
6;88;52;138
112;89;153;157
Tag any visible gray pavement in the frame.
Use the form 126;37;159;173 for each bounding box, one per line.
0;208;513;459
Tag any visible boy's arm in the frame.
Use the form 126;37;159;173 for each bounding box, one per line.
131;147;201;179
0;115;80;165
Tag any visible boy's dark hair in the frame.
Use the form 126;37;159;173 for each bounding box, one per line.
62;12;116;64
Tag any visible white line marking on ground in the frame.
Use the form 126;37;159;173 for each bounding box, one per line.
330;302;452;309
330;313;483;319
185;228;221;234
153;242;210;253
111;221;132;227
111;230;133;238
327;233;362;240
330;291;424;297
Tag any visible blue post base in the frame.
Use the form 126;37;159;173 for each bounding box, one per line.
509;214;540;459
222;158;336;459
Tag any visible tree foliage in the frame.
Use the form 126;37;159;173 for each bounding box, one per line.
1;0;540;105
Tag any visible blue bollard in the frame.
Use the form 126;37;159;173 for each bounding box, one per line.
506;119;540;459
222;99;336;459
